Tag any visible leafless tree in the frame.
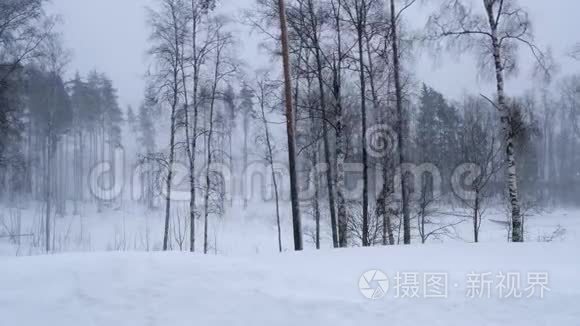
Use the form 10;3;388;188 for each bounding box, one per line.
0;0;56;84
329;0;349;248
202;18;236;254
253;72;284;252
427;0;550;242
347;204;377;246
389;0;416;244
147;0;189;250
287;0;340;248
32;32;71;253
181;0;217;252
414;183;463;244
342;0;374;247
277;0;303;251
303;71;323;250
456;97;503;242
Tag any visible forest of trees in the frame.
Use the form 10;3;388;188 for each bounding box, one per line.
1;0;580;253
0;0;124;251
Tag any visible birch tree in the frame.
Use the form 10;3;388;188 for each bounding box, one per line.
288;0;339;248
389;0;416;245
342;0;374;247
427;0;549;242
202;18;236;254
180;0;216;252
329;0;349;248
147;0;188;250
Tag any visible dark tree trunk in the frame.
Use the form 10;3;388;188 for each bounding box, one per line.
278;0;303;251
390;0;411;244
307;0;339;249
354;2;370;247
332;0;348;248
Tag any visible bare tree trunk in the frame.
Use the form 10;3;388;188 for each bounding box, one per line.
379;164;395;245
273;172;283;252
474;191;480;243
98;120;105;213
162;3;182;251
354;1;370;247
278;0;303;251
365;22;395;246
228;132;233;208
79;131;84;207
45;135;51;253
332;0;348;248
181;56;196;253
73;130;80;215
56;139;64;216
306;0;339;249
202;88;216;255
182;5;198;252
307;80;322;250
484;1;522;242
336;116;348;247
190;18;200;252
243;109;249;209
163;102;177;251
313;176;321;249
258;81;284;253
203;31;224;254
265;122;283;252
390;0;411;244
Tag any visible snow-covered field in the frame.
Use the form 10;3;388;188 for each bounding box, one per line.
1;202;579;325
1;243;579;325
0;200;303;256
1;200;578;256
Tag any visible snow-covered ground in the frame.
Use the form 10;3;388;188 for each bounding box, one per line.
1;200;579;256
1;201;579;324
1;243;579;325
0;200;303;256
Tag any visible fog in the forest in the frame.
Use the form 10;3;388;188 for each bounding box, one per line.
2;1;580;324
2;0;580;255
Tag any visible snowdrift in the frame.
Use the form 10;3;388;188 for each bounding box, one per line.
1;243;578;325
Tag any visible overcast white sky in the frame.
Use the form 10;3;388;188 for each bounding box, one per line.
48;0;580;110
